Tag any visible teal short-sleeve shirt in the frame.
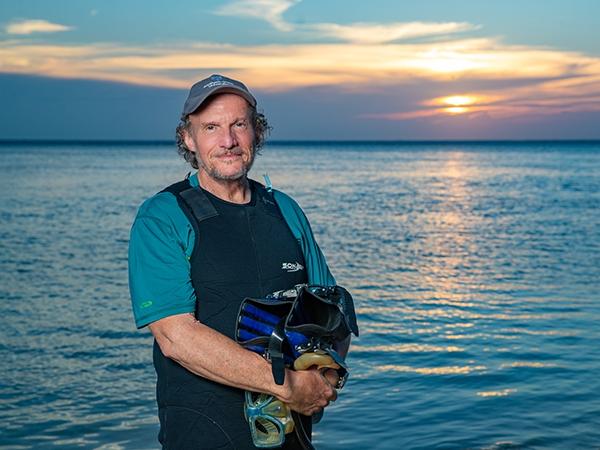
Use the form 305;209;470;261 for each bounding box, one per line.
128;174;201;328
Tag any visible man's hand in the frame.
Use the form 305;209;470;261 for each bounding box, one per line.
278;368;338;416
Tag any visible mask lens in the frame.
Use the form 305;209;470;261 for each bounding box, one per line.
248;415;285;447
245;391;293;447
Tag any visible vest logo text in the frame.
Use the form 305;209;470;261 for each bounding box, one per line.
282;262;304;272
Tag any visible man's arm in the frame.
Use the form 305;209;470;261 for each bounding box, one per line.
149;312;338;416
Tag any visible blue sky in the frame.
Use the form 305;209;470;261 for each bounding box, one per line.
1;0;599;140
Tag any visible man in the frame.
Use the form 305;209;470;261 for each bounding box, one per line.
129;74;341;449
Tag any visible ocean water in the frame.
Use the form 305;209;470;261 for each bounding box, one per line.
1;141;599;449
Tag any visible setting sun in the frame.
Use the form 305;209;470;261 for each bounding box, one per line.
442;95;477;107
422;94;482;115
445;106;469;114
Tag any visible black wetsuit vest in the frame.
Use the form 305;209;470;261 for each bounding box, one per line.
153;178;310;449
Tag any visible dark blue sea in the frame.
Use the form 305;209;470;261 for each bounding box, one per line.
1;141;600;449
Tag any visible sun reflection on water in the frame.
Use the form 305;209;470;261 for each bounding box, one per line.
352;343;465;353
374;364;487;375
477;388;518;398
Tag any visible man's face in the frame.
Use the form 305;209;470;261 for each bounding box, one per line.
184;93;256;181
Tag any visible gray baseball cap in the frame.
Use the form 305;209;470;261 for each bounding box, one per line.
181;74;257;118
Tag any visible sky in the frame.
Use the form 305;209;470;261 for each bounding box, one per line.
1;0;600;140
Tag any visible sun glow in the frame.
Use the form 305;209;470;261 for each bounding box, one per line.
446;106;468;114
442;95;477;106
429;94;481;114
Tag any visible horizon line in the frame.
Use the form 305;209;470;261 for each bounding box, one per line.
1;138;600;146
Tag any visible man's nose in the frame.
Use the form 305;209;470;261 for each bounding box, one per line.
220;127;238;148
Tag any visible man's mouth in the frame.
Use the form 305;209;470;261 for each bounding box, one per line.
216;150;243;158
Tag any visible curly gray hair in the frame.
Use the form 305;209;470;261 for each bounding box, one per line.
175;107;271;169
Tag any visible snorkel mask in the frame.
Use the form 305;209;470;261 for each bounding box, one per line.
245;391;294;448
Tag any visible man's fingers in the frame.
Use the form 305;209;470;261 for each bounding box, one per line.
286;368;339;415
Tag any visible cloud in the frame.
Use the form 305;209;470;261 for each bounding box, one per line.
365;73;600;121
213;4;476;44
308;21;478;44
0;30;599;122
214;0;299;32
1;37;598;89
5;19;73;35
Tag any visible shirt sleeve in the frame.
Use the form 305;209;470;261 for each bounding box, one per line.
128;194;196;328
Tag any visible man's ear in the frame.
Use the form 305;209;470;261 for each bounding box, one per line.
183;128;196;153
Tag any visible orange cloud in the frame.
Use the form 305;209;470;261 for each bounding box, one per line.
1;38;598;87
1;32;599;119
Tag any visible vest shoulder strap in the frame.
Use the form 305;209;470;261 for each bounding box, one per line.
161;179;218;225
179;187;219;223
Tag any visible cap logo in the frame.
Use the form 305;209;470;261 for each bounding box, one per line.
202;80;235;89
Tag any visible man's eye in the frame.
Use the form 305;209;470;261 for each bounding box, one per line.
235;121;247;129
205;125;216;131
